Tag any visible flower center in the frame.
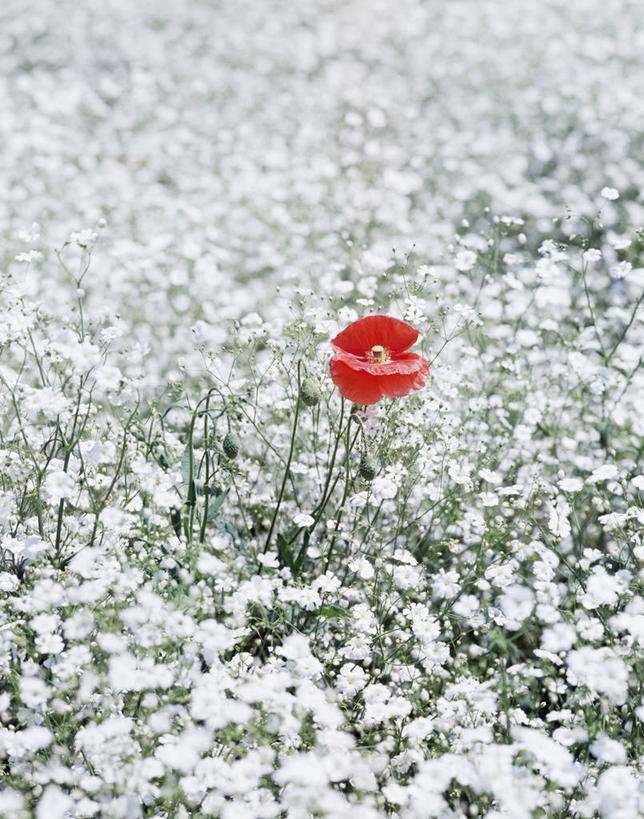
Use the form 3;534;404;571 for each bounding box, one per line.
367;344;390;364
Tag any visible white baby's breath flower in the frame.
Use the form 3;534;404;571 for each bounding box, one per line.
583;248;602;263
600;186;619;200
43;470;76;503
292;512;315;528
557;477;584;493
454;249;477;272
586;464;619;483
611;261;632;279
337;664;368;697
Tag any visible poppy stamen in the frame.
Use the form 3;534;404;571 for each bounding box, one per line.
368;344;390;364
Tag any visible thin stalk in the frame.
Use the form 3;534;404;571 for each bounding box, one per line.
323;413;354;574
263;362;302;554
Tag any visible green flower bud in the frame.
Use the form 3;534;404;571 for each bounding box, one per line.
222;431;240;460
300;377;321;407
359;452;378;481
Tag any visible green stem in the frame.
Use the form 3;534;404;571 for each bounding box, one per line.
263;362;302;554
198;392;215;544
606;288;644;362
184;387;219;546
312;399;346;523
323;412;355;574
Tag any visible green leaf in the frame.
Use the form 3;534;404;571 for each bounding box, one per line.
316;605;348;620
277;533;295;571
293;529;310;573
206;488;229;521
180;443;193;488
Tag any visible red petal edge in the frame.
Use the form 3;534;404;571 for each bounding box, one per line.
331;315;419;356
329;358;383;404
331;349;427;376
330;355;429;404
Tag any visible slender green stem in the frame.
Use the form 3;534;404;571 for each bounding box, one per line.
606;288;644;362
54;379;85;564
185;412;197;546
198;392;215;544
312;398;345;522
323;412;355;574
580;262;607;358
184;386;222;546
263;362;302;554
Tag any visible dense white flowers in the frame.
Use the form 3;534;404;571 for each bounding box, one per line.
566;648;630;705
0;0;641;815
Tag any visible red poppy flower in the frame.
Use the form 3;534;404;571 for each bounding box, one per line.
329;315;429;405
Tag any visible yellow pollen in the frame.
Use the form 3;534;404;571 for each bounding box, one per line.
368;344;389;364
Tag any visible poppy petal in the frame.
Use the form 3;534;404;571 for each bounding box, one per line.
329;358;383;404
331;315;419;356
378;368;428;398
331;350;428;376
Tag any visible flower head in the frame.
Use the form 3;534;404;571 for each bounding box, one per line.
329;315;429;405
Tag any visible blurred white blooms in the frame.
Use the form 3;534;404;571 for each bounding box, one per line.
293;512;315;528
43;470;76;503
0;0;641;815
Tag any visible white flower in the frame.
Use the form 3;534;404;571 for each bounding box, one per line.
596;766;640;818
512;727;582;788
257;553;280;569
394;564;421;590
292;512;315;528
547;496;571;538
611;261;632;279
600;186;619;200
589;734;627;764
583;248;602;263
448;462;473;486
43;470;76;503
479;468;502;484
15;249;42;263
70;228;98;247
455;249;477;271
35;633;65;655
499;584;535;630
432;568;460;599
342;635;372;661
566;647;629;704
541;622;576;653
348;556;374;579
372;475;397;500
19;676;50;708
586;464;619;483
336;664;367;697
485;562;515;587
557;477;583;493
0;573;19;592
37;785;74;819
580;566;627;609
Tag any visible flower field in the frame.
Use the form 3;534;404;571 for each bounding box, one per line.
1;0;643;816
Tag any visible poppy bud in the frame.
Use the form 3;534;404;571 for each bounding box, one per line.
222;431;240;460
300;377;321;407
359;452;378;481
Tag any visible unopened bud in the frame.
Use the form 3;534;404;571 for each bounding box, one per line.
222;432;240;460
359;452;378;481
300;377;321;407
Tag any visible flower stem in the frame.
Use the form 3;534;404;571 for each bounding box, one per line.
323;410;355;574
263;362;301;554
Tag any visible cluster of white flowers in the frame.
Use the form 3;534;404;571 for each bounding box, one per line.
1;0;643;816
